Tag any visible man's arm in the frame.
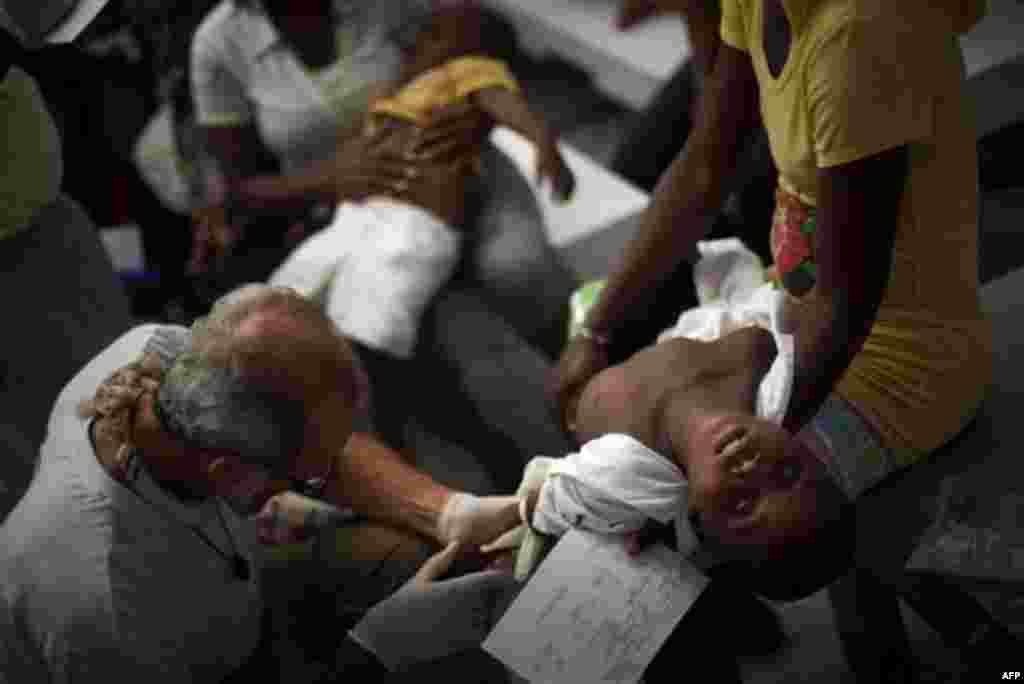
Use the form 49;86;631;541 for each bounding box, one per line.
325;432;453;544
321;432;520;547
781;146;907;431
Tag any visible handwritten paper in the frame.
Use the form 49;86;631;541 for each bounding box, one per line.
483;528;708;684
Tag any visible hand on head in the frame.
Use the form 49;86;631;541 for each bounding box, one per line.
684;415;834;559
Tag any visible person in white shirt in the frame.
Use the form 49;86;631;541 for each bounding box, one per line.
189;0;578;359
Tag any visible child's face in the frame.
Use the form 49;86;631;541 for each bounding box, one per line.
686;413;824;556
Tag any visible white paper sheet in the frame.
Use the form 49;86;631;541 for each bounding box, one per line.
483;528;708;684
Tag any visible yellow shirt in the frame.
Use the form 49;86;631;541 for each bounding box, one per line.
369;56;519;125
721;0;992;459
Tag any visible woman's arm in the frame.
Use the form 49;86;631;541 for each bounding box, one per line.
202;120;411;216
584;44;760;338
617;0;722;75
547;44;761;427
782;146;907;431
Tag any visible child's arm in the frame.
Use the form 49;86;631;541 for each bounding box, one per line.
473;86;576;202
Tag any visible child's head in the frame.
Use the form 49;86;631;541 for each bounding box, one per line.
412;5;487;69
684;412;854;599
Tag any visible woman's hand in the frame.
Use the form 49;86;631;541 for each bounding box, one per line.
409;100;488;161
330;133;427;201
547;335;611;435
535;139;576;203
617;0;711;29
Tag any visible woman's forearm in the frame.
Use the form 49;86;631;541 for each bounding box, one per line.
585;46;759;338
327;432;454;544
233;169;336;215
584;147;717;337
783;146;908;431
680;0;723;75
207;123;369;216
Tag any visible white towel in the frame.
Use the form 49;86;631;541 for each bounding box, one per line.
269;198;460;359
658;238;796;424
532;434;699;555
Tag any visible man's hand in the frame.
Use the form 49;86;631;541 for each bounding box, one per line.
547;335;610;436
535;139;576;203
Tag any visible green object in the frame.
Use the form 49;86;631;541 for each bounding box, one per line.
513;458;558;581
567;279;607;344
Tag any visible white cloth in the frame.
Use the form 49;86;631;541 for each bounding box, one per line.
659;238;796;425
532;434;699;555
0;325;262;683
190;0;416;173
269;198;460;359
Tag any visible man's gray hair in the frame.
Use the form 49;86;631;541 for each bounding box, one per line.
154;284;343;471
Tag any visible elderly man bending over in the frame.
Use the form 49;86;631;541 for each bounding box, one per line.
0;285;520;681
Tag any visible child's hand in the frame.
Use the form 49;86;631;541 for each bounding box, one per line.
536;140;576;204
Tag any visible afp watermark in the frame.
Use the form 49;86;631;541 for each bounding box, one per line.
1002;672;1021;680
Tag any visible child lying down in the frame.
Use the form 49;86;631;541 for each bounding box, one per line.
489;240;852;590
269;5;574;361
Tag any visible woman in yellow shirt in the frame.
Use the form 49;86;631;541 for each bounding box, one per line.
552;0;991;569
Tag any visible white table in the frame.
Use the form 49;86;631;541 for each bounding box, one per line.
960;0;1024;138
481;0;689;110
490;126;649;280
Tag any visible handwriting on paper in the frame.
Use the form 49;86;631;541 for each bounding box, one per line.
483;528;708;684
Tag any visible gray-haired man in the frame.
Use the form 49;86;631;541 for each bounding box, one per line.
0;284;520;681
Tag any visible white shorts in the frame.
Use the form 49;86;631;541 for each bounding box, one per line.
269;198;461;359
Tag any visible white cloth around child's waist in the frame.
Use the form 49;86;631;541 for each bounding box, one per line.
531;433;699;554
269;197;460;359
